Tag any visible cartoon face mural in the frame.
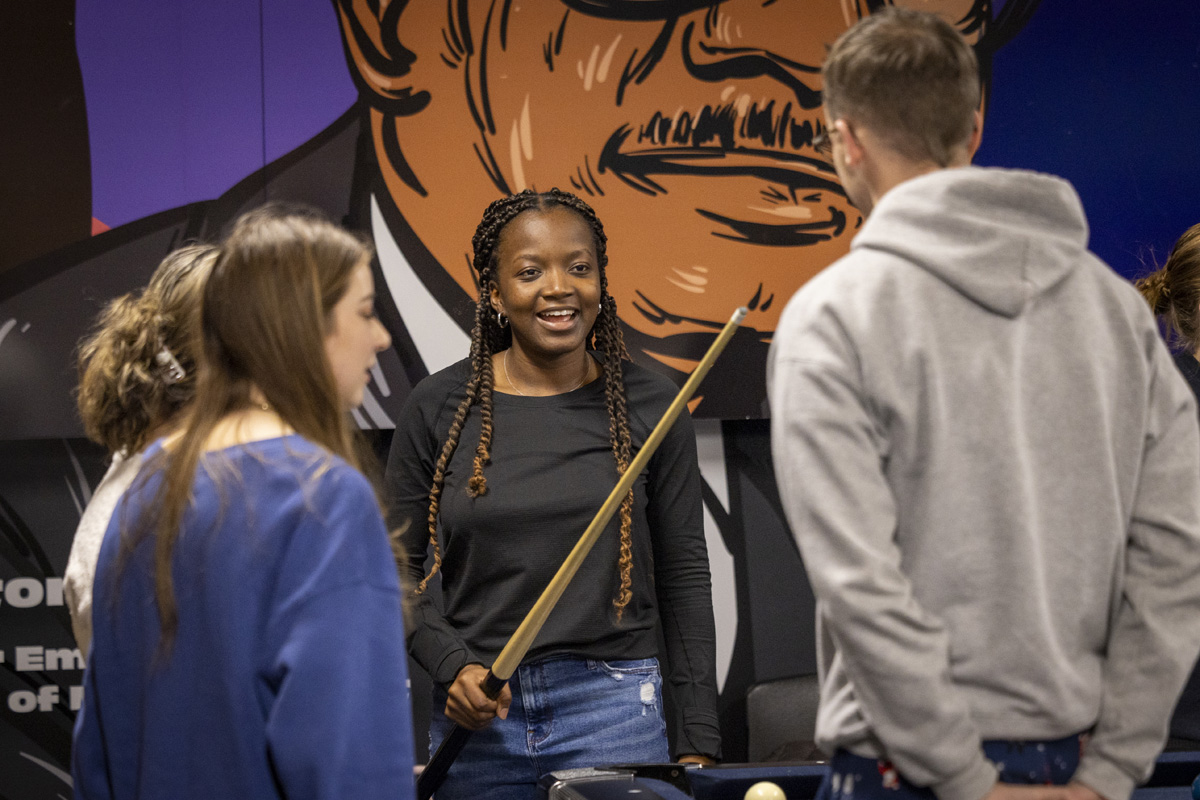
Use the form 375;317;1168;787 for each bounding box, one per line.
337;0;996;415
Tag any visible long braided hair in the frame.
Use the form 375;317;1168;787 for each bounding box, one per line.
415;188;640;619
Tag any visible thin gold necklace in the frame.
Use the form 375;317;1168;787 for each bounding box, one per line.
504;349;590;396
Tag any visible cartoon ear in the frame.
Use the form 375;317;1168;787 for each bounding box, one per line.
334;0;430;116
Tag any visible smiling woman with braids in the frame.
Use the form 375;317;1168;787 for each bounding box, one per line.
387;188;721;798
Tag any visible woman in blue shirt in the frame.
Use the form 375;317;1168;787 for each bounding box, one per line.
72;206;414;800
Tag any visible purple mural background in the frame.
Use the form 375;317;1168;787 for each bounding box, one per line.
77;0;355;231
74;0;1200;280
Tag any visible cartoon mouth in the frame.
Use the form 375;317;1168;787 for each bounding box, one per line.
620;291;772;361
596;126;849;245
631;287;770;332
599;127;841;194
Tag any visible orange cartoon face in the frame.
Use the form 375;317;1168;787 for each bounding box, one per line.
343;0;987;413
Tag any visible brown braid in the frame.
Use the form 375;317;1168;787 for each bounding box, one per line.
416;371;478;594
415;189;638;619
593;282;637;620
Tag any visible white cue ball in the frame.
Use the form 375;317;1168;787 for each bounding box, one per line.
744;781;787;800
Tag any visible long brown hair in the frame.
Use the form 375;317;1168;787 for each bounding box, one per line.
77;245;216;454
128;205;373;650
414;189;640;619
1137;223;1200;352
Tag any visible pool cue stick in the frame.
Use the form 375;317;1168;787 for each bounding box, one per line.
416;306;748;800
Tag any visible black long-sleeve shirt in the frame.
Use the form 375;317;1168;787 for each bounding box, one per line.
386;356;721;759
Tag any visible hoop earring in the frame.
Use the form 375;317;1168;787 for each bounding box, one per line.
496;310;508;328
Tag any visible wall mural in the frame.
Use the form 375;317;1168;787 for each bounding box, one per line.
2;0;1198;794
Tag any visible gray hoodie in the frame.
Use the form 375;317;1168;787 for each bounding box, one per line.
769;166;1200;800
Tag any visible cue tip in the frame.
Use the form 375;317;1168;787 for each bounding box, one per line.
732;307;749;324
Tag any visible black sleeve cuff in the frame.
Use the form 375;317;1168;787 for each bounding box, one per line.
676;708;723;761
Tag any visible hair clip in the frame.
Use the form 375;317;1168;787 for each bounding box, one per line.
155;346;186;385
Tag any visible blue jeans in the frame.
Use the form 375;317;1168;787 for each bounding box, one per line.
818;734;1083;800
429;656;671;800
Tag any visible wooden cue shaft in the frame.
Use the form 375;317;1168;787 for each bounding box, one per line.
489;305;748;681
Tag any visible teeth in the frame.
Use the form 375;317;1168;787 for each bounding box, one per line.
541;310;574;317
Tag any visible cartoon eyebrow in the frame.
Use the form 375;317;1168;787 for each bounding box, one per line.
560;0;714;22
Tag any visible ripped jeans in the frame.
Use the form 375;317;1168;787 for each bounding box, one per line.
429;656;670;800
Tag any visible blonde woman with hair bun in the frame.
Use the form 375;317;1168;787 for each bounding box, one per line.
66;243;216;657
71;206;414;800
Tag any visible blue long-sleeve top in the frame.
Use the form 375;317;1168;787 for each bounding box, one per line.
72;435;416;800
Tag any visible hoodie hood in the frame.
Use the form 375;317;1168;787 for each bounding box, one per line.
852;167;1089;318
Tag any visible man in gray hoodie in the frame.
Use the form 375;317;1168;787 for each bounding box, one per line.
769;9;1200;800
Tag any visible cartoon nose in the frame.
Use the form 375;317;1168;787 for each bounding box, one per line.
680;1;846;110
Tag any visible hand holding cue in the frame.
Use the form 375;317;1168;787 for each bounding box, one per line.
417;306;748;800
